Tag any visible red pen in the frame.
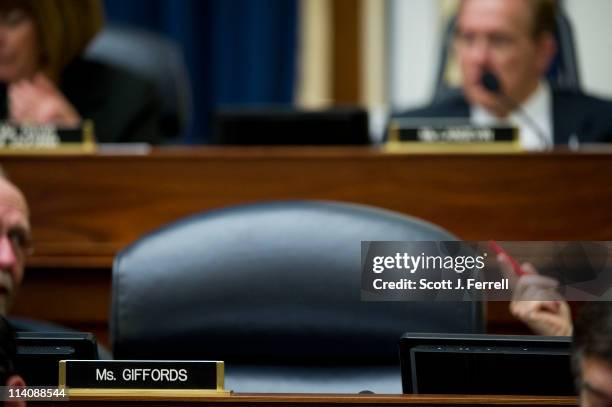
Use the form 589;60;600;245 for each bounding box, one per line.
489;241;527;277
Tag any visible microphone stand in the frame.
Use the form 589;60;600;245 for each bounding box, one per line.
480;72;551;150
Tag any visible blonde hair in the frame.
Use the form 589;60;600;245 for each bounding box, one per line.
10;0;104;80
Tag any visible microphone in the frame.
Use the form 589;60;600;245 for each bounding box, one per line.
479;70;550;149
481;71;501;94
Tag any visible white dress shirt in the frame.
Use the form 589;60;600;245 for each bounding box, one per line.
471;81;553;151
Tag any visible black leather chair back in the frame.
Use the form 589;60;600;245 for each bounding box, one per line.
111;201;483;392
86;24;192;139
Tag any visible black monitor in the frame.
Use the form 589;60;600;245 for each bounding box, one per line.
400;333;575;395
16;332;99;386
212;107;370;145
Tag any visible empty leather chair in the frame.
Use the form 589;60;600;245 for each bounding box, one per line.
85;24;192;139
111;201;483;393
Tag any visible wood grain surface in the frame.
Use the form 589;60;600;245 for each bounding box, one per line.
2;147;610;343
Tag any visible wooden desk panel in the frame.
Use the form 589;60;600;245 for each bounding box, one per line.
4;148;612;267
2;148;611;339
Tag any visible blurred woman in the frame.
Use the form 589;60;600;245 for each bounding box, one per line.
0;0;164;143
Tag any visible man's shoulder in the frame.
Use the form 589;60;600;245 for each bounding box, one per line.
392;93;470;119
552;88;612;111
552;88;612;143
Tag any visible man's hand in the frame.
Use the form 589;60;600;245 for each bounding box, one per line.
8;73;81;128
498;253;573;336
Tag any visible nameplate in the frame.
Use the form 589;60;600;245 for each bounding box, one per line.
58;360;226;393
0;121;96;154
386;120;521;153
395;126;516;143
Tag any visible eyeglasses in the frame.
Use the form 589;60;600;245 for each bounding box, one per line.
1;228;33;258
454;31;518;56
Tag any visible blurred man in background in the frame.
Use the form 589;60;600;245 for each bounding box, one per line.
394;0;612;150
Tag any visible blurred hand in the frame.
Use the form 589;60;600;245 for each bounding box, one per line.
8;73;81;128
498;254;573;336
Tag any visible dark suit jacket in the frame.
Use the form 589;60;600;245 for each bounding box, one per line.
1;59;165;145
393;88;612;144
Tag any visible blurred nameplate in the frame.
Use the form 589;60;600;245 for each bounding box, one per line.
59;360;228;398
386;118;521;153
0;121;96;155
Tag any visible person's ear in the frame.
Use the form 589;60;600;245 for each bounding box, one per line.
536;33;557;76
5;374;26;407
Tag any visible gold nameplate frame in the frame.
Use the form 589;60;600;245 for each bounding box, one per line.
0;120;96;155
386;119;522;153
59;360;229;399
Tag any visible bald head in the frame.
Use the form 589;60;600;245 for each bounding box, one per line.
0;174;30;315
0;177;28;220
